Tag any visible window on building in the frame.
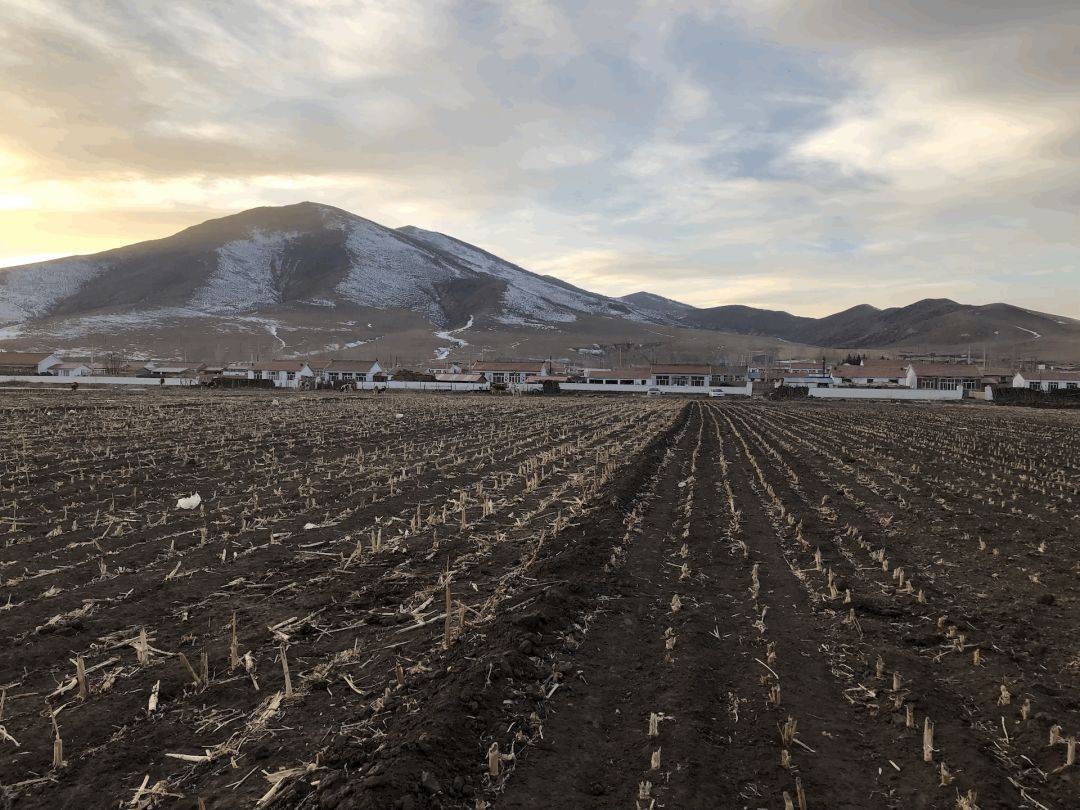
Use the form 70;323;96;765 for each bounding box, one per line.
1048;381;1059;391
287;372;295;380
1067;383;1077;390
672;375;689;386
655;375;670;386
1029;381;1040;390
690;375;705;386
619;379;633;385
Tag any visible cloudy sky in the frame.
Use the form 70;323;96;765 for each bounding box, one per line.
1;0;1077;316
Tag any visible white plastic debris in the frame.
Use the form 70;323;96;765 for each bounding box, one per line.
176;493;202;510
304;522;319;530
395;413;404;419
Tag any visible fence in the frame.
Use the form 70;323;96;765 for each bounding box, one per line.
0;375;199;387
808;386;964;401
557;381;753;396
353;380;489;392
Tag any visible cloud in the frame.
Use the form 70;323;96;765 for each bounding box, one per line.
0;0;1078;317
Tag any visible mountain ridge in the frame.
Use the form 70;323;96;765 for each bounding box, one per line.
2;201;1077;359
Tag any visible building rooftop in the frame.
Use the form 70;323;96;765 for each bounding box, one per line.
319;360;379;373
584;367;651;379
650;364;711;375
472;361;547;372
0;351;56;365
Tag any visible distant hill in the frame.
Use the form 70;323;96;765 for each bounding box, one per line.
2;202;1077;360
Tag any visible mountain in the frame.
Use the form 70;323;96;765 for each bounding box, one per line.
0;202;636;328
2;201;1078;361
674;297;1080;350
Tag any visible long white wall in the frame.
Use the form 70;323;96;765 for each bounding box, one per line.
559;382;753;396
354;380;489;392
808;386;963;401
0;375;199;387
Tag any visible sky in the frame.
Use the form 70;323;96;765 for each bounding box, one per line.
1;0;1078;317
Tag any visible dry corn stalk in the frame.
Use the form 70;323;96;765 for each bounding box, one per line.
135;628;149;666
178;652;202;687
939;761;953;785
923;717;934;763
75;657;88;700
229;613;240;671
280;644;293;697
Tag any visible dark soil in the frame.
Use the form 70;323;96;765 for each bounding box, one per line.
0;391;1076;809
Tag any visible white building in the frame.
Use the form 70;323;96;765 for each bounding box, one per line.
1012;370;1080;392
250;360;315;388
472;361;550;385
425;360;462;375
583;368;651;386
318;360;382;386
832;362;913;388
649;364;711;388
50;362;92;377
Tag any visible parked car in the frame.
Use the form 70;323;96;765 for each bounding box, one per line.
708;389;726;398
646;387;663;396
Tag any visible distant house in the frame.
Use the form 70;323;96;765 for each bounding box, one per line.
318;359;382;386
909;364;1012;391
833;362;912;388
1012;370;1080;392
141;364;204;379
252;360;315;389
778;373;833;389
50;362;92;378
650;364;711;388
776;359;831;376
0;351;61;375
425;359;462;375
711;366;749;385
222;362;258;378
583;368;651;386
472;361;550;385
579;364;746;388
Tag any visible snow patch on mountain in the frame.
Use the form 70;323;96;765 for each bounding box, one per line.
399;227;637;325
337;221;463;322
433;315;473;358
190;230;300;312
0;258;109;322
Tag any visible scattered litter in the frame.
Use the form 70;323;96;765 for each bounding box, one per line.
176;493;201;510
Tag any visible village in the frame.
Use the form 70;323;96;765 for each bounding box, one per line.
0;349;1077;401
